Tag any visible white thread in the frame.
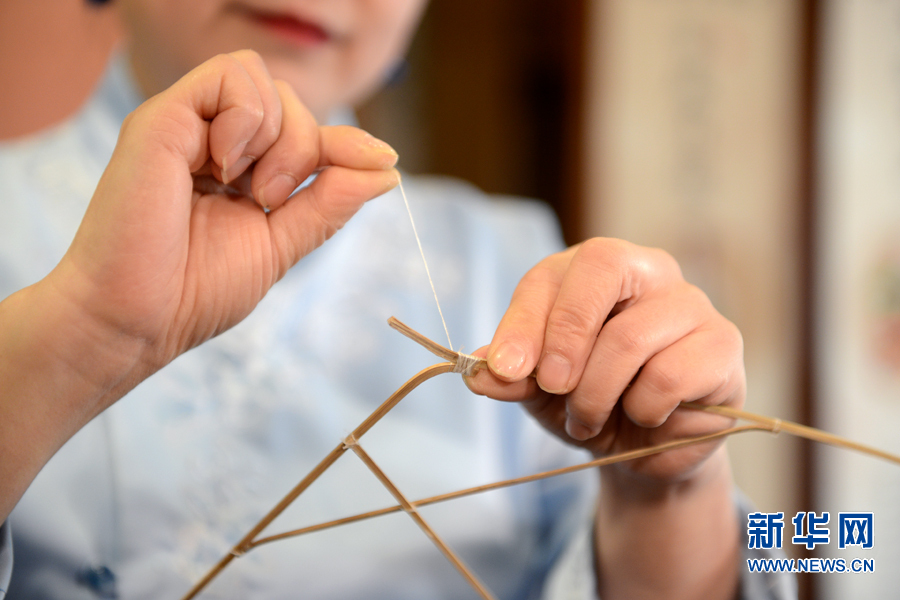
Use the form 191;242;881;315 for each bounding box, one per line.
399;180;454;351
771;419;783;435
342;434;359;450
452;353;482;376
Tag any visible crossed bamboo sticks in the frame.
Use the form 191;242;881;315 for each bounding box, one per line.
180;318;900;600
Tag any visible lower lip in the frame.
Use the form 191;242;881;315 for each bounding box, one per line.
251;14;330;47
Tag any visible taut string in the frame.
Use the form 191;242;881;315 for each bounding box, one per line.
399;179;454;350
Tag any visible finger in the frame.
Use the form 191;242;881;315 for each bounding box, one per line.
216;50;284;184
266;166;400;280
127;53;263;179
484;250;572;381
462;347;541;401
87;53;271;274
620;317;745;428
317;126;400;170
251;81;398;210
562;282;710;440
199;50;283;184
537;239;682;396
463;348;575;448
249;80;319;210
161;53;267;179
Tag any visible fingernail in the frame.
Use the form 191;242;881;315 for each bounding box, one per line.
221;155;254;185
258;172;299;210
565;416;598;441
537;353;571;394
364;134;399;168
377;169;401;196
365;133;398;154
462;374;484;396
221;141;249;183
488;341;528;380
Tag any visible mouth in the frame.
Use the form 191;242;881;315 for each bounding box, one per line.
242;8;332;47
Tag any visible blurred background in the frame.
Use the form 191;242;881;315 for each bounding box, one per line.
2;1;898;598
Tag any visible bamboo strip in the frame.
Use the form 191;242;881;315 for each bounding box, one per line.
682;401;900;466
180;361;455;600
249;424;767;549
182;319;900;599
346;437;497;600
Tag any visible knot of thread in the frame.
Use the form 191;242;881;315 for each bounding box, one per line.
342;434;359;450
771;419;783;435
452;353;482;376
229;546;247;558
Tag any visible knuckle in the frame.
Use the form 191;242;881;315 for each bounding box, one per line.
683;282;709;303
641;363;686;400
576;237;632;270
565;397;606;430
515;261;559;296
649;246;681;276
706;311;744;358
718;322;744;361
679;282;714;314
214;53;266;118
624;399;668;428
628;247;680;290
211;51;243;72
232;48;266;67
603;319;651;361
546;303;595;348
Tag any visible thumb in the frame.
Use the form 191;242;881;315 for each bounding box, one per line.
265;120;401;280
267;166;400;279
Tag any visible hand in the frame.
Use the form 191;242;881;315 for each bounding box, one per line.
50;50;400;386
0;50;398;521
465;238;745;484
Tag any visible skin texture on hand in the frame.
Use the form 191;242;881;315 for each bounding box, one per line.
61;50;399;374
466;238;745;477
0;50;399;523
465;237;745;599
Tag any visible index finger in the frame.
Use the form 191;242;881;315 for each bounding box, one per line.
485;248;571;381
487;239;682;395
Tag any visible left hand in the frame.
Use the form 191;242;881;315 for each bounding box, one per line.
55;51;399;377
465;238;745;483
